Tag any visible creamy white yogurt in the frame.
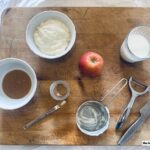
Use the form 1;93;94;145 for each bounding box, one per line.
33;19;70;55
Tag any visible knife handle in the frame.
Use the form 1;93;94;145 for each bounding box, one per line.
118;116;145;145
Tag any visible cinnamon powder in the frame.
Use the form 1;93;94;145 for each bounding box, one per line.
2;70;31;99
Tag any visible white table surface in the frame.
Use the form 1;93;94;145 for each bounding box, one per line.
8;0;150;7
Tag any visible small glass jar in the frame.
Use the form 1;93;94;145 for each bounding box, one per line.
49;80;70;101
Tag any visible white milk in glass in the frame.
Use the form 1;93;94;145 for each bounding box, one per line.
120;26;150;63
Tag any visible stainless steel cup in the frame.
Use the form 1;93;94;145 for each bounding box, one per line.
76;100;110;136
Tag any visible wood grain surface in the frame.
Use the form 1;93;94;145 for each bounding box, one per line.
0;7;150;145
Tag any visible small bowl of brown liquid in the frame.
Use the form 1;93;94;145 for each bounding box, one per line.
0;58;37;110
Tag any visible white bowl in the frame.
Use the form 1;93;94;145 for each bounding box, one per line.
26;11;76;59
0;58;37;110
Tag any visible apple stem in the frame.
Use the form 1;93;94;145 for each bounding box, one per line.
90;58;96;63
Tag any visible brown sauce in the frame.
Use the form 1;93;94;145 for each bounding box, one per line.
2;70;31;99
54;84;68;97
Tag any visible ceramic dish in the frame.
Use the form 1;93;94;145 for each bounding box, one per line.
26;11;76;59
0;58;37;110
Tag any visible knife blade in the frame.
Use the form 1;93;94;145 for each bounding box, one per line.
118;101;150;145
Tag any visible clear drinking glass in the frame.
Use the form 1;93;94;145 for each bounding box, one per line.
120;26;150;63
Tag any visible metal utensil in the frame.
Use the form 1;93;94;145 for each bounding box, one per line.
24;100;66;130
100;78;128;102
76;101;110;136
76;78;128;136
116;77;150;130
118;101;150;145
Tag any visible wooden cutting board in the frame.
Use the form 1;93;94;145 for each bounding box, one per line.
0;7;150;145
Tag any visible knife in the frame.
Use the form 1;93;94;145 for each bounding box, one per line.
118;101;150;145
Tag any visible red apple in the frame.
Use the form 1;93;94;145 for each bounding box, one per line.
79;51;104;77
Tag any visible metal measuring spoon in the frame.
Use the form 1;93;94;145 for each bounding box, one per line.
23;80;70;130
76;78;128;136
76;100;110;136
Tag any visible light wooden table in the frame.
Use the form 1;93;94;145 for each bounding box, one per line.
0;7;150;146
0;0;150;149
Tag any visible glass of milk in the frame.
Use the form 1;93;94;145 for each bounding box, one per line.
120;26;150;63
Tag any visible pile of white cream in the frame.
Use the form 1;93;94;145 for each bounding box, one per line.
33;19;70;56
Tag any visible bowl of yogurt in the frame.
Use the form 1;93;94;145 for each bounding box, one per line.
26;11;76;59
